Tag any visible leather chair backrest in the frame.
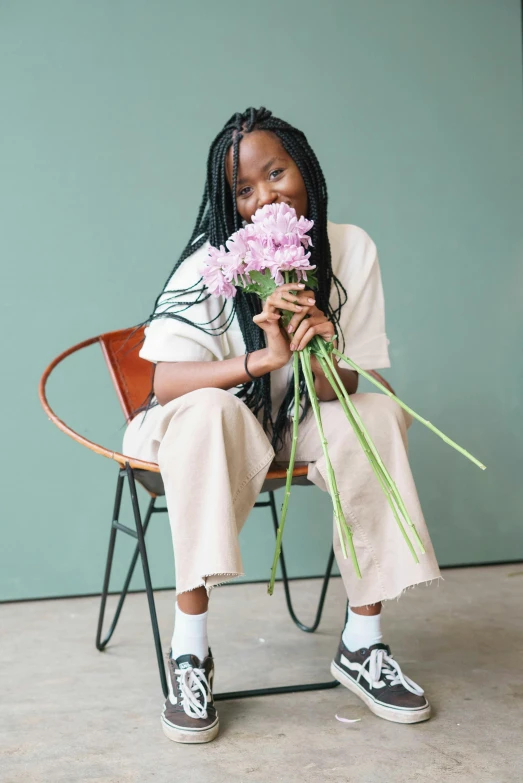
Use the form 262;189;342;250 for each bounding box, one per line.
100;326;153;422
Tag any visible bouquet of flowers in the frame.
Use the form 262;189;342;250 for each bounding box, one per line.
202;204;485;595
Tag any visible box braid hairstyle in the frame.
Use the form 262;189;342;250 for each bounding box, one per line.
145;106;347;451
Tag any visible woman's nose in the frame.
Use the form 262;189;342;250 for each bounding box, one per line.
257;186;278;210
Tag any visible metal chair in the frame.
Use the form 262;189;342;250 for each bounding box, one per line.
39;326;393;701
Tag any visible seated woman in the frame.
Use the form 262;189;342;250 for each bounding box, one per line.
123;106;440;745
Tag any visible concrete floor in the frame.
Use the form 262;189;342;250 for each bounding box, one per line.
1;565;523;783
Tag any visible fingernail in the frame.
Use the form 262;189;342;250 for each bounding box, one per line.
290;344;296;351
298;284;305;288
295;306;303;311
308;298;315;305
287;325;294;333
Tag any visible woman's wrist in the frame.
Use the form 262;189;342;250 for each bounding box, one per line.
245;348;277;378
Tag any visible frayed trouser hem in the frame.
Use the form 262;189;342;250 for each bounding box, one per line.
349;574;444;609
385;574;445;603
175;571;246;598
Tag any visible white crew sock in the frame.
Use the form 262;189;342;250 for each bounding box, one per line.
171;602;209;663
342;607;383;652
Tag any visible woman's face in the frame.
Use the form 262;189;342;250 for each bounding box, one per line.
225;130;308;223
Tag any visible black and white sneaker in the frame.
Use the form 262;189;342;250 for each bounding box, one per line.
161;649;219;744
331;639;431;724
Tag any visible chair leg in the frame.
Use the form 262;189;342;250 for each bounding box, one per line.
125;463;168;698
95;472;124;650
214;677;339;701
215;492;340;700
268;490;335;633
96;472;157;651
96;476;341;700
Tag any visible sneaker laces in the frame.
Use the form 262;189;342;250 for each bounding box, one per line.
359;648;424;696
175;666;210;719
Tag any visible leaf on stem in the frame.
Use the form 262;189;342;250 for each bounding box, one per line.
243;269;278;299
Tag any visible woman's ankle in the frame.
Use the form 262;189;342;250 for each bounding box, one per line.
177;586;209;614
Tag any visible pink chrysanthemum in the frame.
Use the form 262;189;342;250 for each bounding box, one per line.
269;245;315;286
201;245;238;298
251;203;314;248
202;204;315;298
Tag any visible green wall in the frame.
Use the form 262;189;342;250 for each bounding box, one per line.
1;0;522;601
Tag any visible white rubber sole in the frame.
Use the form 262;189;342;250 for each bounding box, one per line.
331;661;431;724
161;715;220;744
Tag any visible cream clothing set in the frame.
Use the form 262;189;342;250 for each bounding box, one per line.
123;223;440;602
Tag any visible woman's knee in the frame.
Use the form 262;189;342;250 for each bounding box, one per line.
358;393;405;429
182;387;245;415
158;388;245;461
326;392;403;428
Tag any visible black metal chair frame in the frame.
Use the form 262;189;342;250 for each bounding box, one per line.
96;463;340;701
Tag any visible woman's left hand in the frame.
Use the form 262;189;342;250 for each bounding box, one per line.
285;290;335;352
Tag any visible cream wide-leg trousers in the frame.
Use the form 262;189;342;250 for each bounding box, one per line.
122;388;441;606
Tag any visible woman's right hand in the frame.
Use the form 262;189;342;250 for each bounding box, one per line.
252;283;315;371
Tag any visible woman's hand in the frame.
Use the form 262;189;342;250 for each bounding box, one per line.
285;290;335;351
281;285;336;384
253;282;335;372
252;282;313;371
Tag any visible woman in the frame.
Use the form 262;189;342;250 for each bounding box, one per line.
123;107;441;744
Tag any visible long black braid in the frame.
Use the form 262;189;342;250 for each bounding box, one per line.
142;107;348;451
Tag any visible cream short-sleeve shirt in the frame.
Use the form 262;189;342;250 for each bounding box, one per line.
141;222;391;413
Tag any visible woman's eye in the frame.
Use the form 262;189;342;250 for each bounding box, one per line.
238;186;252;197
269;169;284;180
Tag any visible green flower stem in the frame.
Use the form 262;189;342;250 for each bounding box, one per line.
315;346;422;562
267;351;300;596
315;341;425;550
299;350;346;560
301;349;354;568
300;348;362;578
281;270;296;329
332;348;486;472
